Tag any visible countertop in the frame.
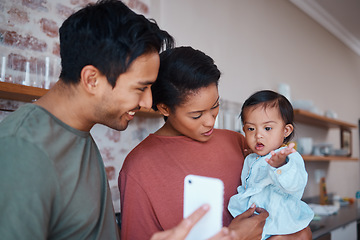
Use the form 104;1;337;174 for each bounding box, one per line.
309;202;360;239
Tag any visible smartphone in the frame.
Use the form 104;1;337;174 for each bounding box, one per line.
183;175;224;240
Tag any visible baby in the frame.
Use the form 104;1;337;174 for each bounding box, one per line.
228;90;314;239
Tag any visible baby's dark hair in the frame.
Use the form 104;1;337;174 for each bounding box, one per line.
151;46;220;116
240;90;294;143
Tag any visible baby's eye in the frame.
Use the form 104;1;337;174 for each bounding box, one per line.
265;127;272;131
247;127;255;131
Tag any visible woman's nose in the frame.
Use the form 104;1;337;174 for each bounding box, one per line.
204;112;216;127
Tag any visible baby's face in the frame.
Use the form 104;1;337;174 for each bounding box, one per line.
242;105;292;156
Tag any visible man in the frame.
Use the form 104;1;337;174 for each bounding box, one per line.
0;1;271;239
0;1;173;239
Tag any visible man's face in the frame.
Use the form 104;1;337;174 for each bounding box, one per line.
95;52;160;131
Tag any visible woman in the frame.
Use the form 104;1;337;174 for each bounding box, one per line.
119;47;310;240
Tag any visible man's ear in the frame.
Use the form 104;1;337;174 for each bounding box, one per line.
284;124;294;138
156;103;170;117
80;65;100;94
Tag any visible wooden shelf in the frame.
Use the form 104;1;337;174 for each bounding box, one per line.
136;108;162;118
294;109;357;130
0;81;48;102
294;109;357;162
0;82;162;117
303;155;358;162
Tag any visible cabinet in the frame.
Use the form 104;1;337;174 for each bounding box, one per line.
331;221;357;240
0;82;161;117
294;109;358;161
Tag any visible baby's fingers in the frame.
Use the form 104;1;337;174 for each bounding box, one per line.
288;142;295;150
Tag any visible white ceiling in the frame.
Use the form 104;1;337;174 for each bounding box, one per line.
290;0;360;56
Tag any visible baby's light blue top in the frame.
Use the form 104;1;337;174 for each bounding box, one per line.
228;147;314;239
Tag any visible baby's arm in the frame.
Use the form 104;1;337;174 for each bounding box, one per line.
267;144;308;194
265;143;296;168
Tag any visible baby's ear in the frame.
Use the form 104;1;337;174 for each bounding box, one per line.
284;124;294;138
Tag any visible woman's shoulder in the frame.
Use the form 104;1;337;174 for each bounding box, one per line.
214;129;245;139
123;134;187;166
120;135;160;178
125;134;157;156
213;129;246;146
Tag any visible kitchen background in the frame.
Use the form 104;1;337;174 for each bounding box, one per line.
0;0;359;213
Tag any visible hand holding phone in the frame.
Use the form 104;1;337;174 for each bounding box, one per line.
183;175;224;240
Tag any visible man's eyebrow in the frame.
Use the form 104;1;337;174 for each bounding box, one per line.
138;80;155;85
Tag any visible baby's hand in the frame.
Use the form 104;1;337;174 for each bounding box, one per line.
265;143;296;168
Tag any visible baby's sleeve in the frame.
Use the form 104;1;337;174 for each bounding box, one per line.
269;151;308;195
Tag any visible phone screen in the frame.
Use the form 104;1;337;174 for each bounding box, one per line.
183;175;224;240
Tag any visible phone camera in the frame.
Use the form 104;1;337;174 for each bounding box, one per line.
188;180;192;184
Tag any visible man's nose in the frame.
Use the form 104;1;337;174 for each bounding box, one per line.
139;88;153;109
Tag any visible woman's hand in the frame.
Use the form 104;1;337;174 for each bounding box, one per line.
243;148;253;157
267;226;312;239
227;204;269;240
150;204;234;240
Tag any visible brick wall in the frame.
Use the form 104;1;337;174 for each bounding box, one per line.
0;0;86;86
0;0;149;87
0;0;159;212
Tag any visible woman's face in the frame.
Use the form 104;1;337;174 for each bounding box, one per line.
164;83;220;142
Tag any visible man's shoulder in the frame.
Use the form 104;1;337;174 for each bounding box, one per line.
0;104;37;137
